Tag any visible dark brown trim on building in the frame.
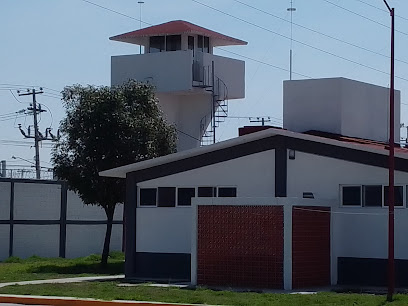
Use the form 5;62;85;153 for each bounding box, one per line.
60;182;68;258
338;257;408;287
9;181;14;258
285;137;408;171
125;172;137;278
275;147;287;197
133;136;280;183
0;178;63;185
134;252;191;281
0;220;123;225
66;220;123;225
128;135;408;185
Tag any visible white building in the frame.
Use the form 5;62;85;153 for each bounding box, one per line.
110;20;246;151
102;75;406;289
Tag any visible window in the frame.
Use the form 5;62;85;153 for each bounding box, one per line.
141;186;240;207
204;36;210;53
197;35;209;53
198;187;216;197
140;188;157;206
178;188;195;206
158;187;176;207
363;185;382;207
166;35;181;51
197;35;203;51
188;36;194;56
342;186;361;206
384;186;404;207
149;36;165;53
218;187;237;197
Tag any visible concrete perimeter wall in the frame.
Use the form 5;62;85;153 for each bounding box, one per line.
0;178;123;261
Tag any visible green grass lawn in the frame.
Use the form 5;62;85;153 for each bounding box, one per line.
1;281;408;305
0;252;124;283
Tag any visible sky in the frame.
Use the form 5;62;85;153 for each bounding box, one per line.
1;0;408;174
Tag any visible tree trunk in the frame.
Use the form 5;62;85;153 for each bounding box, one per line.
101;206;115;268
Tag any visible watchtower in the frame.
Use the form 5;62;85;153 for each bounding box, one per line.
110;20;247;151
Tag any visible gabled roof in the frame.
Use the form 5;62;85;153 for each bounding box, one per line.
109;20;248;47
99;127;408;180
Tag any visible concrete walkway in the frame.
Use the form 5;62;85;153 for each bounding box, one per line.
0;275;125;288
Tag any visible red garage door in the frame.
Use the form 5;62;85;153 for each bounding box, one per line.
197;205;284;289
292;206;331;289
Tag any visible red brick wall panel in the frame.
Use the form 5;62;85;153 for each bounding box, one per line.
292;206;331;289
197;205;284;289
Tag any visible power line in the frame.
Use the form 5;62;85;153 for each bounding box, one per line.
354;0;408;22
9;90;25;104
193;0;408;82
79;0;153;26
0;114;24;120
177;128;200;142
321;0;408;36
70;0;407;82
42;94;62;100
218;48;312;78
42;87;61;94
228;115;281;120
0;111;24;118
0;115;26;122
0;83;60;92
40;103;54;128
232;0;408;65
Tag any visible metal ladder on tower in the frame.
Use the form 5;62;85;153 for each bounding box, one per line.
200;77;229;146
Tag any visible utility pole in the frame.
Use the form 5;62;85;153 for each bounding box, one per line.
250;117;271;126
18;89;43;179
211;61;216;144
17;88;58;180
381;0;395;302
138;1;144;54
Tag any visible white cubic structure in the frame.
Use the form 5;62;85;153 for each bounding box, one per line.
110;20;247;151
283;77;401;143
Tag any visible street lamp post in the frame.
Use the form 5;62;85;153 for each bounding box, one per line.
138;1;144;54
382;0;395;302
12;155;35;165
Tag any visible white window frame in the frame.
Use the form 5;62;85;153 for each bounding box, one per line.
176;187;197;207
138;185;239;207
138;187;158;207
340;185;362;207
217;186;238;198
382;185;405;208
197;186;217;198
340;184;407;208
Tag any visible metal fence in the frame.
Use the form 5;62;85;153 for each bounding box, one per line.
2;169;55;180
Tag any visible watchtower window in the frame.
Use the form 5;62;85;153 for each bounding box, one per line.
150;36;165;53
166;35;181;51
188;36;194;56
204;36;209;53
197;35;210;53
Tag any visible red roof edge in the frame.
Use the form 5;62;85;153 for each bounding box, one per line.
110;20;247;47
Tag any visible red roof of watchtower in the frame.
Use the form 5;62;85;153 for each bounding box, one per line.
109;20;248;47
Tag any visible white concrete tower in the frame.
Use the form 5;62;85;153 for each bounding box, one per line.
110;20;247;151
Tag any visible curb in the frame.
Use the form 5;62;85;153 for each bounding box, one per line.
0;294;202;306
0;275;125;288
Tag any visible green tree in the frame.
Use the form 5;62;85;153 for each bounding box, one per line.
52;80;177;266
